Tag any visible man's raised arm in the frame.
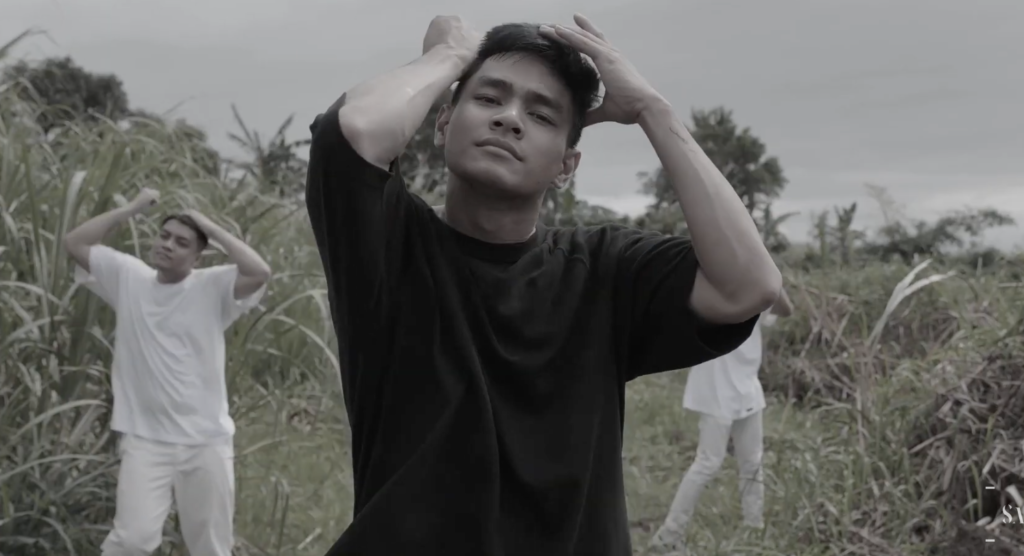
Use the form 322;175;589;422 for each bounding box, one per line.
185;210;271;300
637;102;782;324
542;15;782;325
337;16;480;171
63;188;159;272
303;16;480;311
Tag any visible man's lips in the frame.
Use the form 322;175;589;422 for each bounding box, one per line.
477;137;522;161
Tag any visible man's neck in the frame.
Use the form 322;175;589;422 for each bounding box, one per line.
441;178;541;244
156;268;191;284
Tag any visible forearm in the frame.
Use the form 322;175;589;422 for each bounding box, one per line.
204;223;271;278
638;100;781;303
64;205;137;248
338;45;470;168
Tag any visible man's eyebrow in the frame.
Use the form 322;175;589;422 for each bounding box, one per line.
476;75;514;94
475;75;566;114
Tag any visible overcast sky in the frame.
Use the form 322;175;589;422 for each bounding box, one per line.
6;0;1023;249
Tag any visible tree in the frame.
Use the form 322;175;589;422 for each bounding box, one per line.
690;107;786;214
759;202;799;253
637;165;674;212
631;203;688;236
400;91;452;198
635;107;788;240
860;184;1014;264
228;105;310;197
804;202;864;266
863;208;1015;264
635;167;687;235
127;109;222;178
831;203;862;265
540;177;630;228
1;56;130;131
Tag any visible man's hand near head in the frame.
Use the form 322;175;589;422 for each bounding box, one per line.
182;208;272;299
63;187;162;273
336;15;484;171
543;13;782;325
539;15;665;128
129;188;161;214
422;15;482;66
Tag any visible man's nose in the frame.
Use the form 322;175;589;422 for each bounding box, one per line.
490;107;523;136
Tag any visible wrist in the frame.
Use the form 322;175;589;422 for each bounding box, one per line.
637;95;674;130
191;216;214;235
198;217;225;239
427;43;476;73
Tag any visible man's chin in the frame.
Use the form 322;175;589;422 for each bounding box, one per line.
449;162;533;198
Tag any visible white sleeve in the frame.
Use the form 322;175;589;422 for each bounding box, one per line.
73;245;149;309
199;264;267;327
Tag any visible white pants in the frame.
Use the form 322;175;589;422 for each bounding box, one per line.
662;411;764;531
101;434;235;556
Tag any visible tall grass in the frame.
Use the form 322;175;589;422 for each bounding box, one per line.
3;49;1024;555
626;256;1024;555
0;77;345;554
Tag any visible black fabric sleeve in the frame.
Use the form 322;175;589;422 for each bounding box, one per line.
304;93;424;342
612;229;758;381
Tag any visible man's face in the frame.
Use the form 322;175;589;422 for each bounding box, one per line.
149;219;202;273
436;55;582;199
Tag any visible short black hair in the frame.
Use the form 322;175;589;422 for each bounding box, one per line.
160;214;208;251
451;23;601;148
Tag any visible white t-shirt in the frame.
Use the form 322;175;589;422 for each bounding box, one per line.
75;245;266;445
682;312;777;420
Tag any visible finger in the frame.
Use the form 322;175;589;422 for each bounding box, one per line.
539;24;575;46
571;26;608;51
560;25;609;54
540;25;606;65
552;25;606;56
538;25;560;40
573;14;607;42
539;25;577;49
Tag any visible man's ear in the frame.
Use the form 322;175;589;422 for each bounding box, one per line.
552;149;582;190
190;252;202;268
434;104;454;148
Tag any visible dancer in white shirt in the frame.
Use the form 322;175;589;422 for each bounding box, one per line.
63;188;271;556
649;287;793;555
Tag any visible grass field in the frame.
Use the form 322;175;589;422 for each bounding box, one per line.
222;261;1024;556
3;67;1024;556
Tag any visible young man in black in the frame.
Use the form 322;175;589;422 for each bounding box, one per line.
305;14;782;556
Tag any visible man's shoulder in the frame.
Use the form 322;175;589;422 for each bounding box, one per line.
190;264;237;287
542;223;682;258
91;244;154;275
309;93;346;136
194;263;236;274
91;243;137;263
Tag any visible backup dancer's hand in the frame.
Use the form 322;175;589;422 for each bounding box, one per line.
129;188;160;213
